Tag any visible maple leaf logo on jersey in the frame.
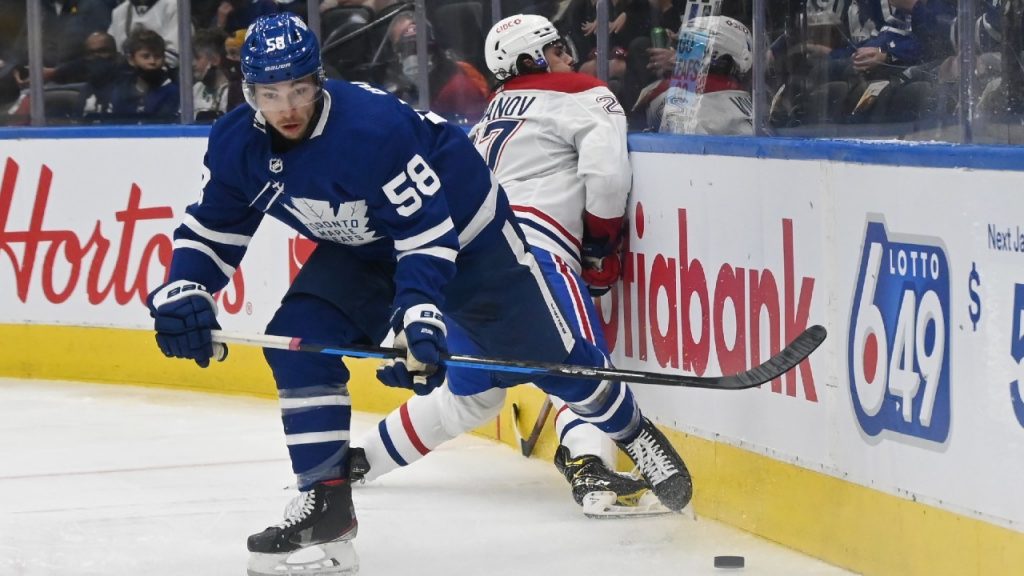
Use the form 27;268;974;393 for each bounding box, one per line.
283;197;381;246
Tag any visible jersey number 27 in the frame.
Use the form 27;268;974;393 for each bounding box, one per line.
473;119;524;171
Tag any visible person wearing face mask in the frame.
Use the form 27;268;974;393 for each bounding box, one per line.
386;12;488;122
2;30;122;122
11;31;119;89
108;0;180;67
221;28;248;111
106;27;179;120
192;28;233;121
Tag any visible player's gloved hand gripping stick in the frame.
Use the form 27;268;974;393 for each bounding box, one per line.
376;304;448;395
148;280;227;367
211;325;827;390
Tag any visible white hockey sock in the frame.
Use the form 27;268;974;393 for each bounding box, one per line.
550;394;617;469
354;383;505;482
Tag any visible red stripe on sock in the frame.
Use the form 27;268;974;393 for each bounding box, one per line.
400;403;431;456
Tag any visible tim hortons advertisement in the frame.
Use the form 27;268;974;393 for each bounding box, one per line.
0;140;293;332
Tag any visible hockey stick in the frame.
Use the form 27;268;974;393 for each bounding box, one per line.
511;396;554;458
210;324;826;390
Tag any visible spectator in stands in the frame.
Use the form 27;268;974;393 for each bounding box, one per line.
210;0;279;34
562;0;649;82
222;28;247;111
106;27;179;120
109;0;181;67
224;27;246;61
779;0;954;125
957;0;1024;118
192;28;234;121
486;1;562;21
620;0;685;125
319;0;376;13
2;30;122;122
79;32;129;115
12;31;118;87
384;12;489;122
1;0;117;108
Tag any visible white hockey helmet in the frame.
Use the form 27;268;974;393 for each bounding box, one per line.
685;16;753;75
485;14;561;80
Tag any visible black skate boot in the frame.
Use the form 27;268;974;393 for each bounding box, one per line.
554;445;650;506
247;479;359;576
616;418;693;511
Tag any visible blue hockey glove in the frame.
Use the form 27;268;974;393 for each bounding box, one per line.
147;280;225;368
376;303;447;395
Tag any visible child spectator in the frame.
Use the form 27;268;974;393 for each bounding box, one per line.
106;27;179;120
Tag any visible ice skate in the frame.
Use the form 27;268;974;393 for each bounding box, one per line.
579;489;675;519
553;444;672;518
247;479;359;576
616;418;693;512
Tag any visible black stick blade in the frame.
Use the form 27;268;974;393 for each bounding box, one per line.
717;325;828;390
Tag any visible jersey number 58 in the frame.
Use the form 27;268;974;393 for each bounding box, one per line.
383;154;441;216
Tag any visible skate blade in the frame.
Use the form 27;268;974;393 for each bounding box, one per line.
247;540;359;576
581;490;692;520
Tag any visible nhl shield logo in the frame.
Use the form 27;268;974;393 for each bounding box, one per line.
269;158;283;174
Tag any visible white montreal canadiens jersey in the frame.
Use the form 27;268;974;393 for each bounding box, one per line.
655;89;753;136
470;72;630;271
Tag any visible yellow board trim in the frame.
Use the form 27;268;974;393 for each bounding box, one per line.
2;324;1020;575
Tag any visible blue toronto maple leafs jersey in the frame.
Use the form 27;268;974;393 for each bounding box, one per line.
168;79;505;312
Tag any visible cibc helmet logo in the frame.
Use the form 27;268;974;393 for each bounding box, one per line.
496;18;522;33
848;220;951;443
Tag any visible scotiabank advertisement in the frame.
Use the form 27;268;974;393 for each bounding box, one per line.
0;139;298;332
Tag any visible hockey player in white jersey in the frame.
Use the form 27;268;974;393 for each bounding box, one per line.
350;14;682;518
638;15;754;135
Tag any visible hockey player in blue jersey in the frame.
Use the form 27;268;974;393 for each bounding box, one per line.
146;13;690;575
349;14;676;519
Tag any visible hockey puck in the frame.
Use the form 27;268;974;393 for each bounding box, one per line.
714;555;745;569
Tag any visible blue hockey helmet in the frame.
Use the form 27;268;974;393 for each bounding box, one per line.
241;13;326;113
241;13;322;84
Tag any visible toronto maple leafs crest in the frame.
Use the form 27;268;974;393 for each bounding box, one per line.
283;197;381;246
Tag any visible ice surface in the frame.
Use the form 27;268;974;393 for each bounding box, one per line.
0;379;854;575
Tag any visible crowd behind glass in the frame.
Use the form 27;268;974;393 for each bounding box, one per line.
1;0;1021;144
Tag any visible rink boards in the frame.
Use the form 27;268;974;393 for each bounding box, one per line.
2;128;1023;576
